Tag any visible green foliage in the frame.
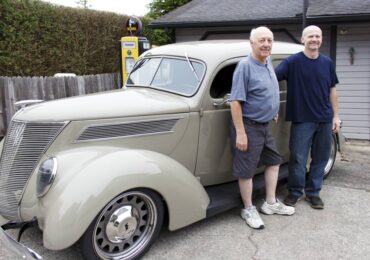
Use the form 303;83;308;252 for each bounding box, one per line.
141;16;171;46
147;0;191;19
143;0;191;46
0;0;128;76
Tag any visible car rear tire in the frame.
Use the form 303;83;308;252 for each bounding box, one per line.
323;134;337;179
80;189;164;260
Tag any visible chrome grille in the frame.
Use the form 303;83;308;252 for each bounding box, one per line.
0;120;66;220
76;118;179;142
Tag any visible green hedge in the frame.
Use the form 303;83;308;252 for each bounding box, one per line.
0;0;129;76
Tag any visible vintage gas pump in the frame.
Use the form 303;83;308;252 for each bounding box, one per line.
121;16;151;85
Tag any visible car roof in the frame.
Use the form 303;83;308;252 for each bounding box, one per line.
143;39;303;63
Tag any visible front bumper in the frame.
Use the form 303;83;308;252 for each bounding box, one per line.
0;221;42;260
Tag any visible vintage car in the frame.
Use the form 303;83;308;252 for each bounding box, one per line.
0;40;344;260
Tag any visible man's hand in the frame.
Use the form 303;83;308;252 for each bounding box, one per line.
332;116;341;133
236;133;248;151
273;114;279;124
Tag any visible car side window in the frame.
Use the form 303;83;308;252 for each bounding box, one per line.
210;64;237;98
271;57;287;93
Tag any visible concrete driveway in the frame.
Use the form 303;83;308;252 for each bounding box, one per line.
1;142;370;260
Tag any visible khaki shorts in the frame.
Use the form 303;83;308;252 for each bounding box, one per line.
230;118;282;179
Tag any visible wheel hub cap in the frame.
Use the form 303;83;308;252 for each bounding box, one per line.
106;206;138;242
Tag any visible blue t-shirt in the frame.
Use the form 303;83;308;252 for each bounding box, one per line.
275;52;339;123
230;56;279;123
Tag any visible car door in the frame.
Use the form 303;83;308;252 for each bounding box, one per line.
195;55;290;186
194;59;238;186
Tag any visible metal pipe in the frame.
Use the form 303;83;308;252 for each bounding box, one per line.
303;0;309;29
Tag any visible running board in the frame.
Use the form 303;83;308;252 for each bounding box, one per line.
205;163;289;218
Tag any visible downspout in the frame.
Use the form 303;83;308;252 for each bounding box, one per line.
170;28;176;43
303;0;309;29
330;25;337;67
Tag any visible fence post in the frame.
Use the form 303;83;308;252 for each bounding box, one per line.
1;77;16;133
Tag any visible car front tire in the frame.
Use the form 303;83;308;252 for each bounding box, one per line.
80;189;164;260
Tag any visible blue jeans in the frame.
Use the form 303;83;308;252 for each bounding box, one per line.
288;122;332;197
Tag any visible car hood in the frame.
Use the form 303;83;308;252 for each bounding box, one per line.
15;88;190;122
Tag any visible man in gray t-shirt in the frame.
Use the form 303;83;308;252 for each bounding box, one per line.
230;55;279;122
230;26;294;229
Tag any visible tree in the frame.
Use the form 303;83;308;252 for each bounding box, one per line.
143;0;191;45
147;0;191;19
75;0;91;9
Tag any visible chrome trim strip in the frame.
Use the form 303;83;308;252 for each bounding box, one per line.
74;118;181;143
74;130;176;143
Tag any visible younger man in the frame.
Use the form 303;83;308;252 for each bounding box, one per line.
275;25;340;209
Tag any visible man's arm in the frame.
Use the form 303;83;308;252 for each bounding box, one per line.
231;101;248;151
330;87;341;133
274;59;288;81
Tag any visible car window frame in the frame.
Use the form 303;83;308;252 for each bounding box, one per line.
126;55;207;97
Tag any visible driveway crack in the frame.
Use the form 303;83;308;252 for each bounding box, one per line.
248;231;260;260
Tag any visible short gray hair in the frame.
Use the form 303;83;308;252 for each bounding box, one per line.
302;25;322;38
250;26;274;41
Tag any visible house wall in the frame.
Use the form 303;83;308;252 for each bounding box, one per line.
336;23;370;140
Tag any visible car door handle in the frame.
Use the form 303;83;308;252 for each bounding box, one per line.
213;93;230;108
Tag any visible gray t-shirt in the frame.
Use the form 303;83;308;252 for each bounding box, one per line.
230;55;279;122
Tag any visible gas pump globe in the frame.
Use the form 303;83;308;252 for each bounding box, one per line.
121;16;150;85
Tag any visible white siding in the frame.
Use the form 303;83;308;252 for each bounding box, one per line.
337;24;370;140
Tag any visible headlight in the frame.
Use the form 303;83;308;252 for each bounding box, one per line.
36;157;57;198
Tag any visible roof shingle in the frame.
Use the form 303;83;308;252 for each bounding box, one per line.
150;0;370;28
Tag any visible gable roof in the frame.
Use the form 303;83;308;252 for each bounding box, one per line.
149;0;370;28
308;0;370;16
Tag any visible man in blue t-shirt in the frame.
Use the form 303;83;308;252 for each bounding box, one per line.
230;26;295;230
275;25;341;209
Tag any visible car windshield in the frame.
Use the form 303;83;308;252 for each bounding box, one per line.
126;57;205;96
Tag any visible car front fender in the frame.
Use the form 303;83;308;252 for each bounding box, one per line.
27;146;210;250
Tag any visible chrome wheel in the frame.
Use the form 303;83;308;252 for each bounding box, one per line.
323;134;337;179
81;190;164;260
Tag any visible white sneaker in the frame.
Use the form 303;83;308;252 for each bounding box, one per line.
241;206;265;229
260;199;295;215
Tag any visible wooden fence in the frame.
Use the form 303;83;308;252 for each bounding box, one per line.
0;73;121;136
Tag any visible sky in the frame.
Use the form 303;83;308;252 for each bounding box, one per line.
41;0;152;16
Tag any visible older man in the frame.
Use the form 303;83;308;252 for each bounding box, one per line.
230;26;294;230
275;25;340;209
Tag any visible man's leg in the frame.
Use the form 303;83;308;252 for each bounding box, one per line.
239;177;265;229
287;123;315;198
261;164;295;215
305;122;333;197
259;127;294;215
264;165;279;204
239;177;253;208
